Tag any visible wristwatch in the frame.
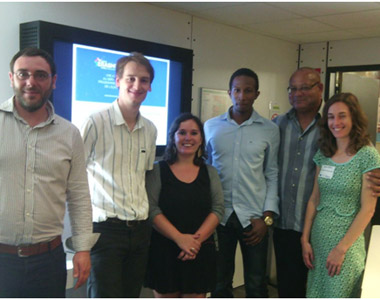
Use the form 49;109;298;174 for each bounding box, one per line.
263;215;273;226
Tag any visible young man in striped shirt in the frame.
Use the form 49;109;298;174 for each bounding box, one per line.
81;52;157;298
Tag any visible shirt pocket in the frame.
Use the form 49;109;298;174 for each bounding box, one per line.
243;140;267;162
136;148;148;171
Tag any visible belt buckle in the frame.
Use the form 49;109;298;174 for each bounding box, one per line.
126;220;136;227
17;247;29;258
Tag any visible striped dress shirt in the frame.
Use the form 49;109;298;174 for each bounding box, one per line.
273;108;320;232
81;100;157;222
0;97;97;251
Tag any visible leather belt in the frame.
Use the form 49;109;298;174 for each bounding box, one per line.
0;236;62;257
105;217;147;227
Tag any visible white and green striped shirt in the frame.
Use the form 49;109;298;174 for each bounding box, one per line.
81;100;157;222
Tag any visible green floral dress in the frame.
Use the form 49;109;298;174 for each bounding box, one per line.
307;146;380;298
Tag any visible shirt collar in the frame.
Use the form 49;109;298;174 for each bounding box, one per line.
286;107;297;120
286;107;321;134
112;99;143;129
0;96;57;126
0;97;14;112
286;107;321;121
225;106;263;126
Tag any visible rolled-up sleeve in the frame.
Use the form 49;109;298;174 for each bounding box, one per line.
65;129;99;252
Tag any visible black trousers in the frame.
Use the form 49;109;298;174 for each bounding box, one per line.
273;228;308;298
87;219;151;298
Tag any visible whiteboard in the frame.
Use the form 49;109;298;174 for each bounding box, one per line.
200;88;231;123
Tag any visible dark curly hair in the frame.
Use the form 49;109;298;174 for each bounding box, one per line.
319;92;370;157
163;113;207;166
229;68;259;91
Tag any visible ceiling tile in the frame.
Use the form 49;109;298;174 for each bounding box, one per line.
148;2;380;44
269;2;380;17
349;26;380;38
315;10;380;29
150;2;238;13
282;30;363;44
243;18;336;36
194;3;301;26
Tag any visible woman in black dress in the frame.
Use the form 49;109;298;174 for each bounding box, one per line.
145;113;224;297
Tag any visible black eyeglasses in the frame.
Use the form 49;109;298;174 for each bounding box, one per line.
14;71;52;82
287;82;320;94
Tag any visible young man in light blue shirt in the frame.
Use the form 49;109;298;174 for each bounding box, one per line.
205;68;279;297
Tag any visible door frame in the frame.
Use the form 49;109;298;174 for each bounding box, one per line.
325;64;380;101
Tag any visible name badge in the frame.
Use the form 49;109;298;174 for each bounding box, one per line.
319;165;335;179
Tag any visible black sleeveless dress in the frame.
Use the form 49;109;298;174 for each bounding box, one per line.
145;161;217;294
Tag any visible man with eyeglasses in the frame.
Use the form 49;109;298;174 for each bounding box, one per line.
272;67;380;298
0;47;98;297
271;67;322;298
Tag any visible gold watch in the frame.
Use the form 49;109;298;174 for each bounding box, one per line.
263;215;273;226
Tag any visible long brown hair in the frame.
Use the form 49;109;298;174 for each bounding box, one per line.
319;92;370;157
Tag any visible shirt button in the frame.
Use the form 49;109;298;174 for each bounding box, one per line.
295;168;298;171
292;184;296;187
297;152;301;155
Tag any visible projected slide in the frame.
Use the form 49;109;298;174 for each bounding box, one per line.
71;44;169;145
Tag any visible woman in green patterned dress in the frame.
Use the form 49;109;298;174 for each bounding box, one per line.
301;93;380;298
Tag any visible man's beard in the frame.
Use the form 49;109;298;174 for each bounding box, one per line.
14;86;52;112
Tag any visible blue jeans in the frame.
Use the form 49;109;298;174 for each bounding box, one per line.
0;244;67;297
87;220;151;297
211;212;269;298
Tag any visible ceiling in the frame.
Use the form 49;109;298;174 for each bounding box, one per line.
150;2;380;44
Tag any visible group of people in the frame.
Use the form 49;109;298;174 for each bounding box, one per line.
0;46;379;298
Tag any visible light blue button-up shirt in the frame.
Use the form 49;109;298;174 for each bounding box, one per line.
204;108;280;228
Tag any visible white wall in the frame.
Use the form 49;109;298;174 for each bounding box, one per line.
0;2;297;116
328;37;380;67
299;42;328;86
